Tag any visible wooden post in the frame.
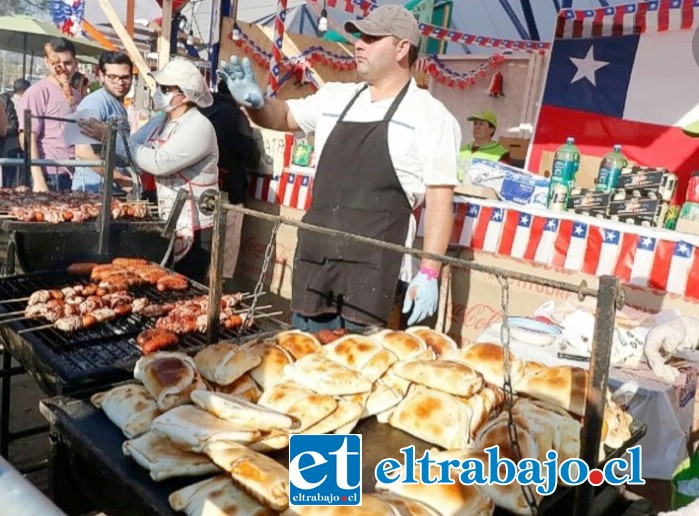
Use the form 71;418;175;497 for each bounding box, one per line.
126;0;135;37
159;0;174;68
96;0;156;91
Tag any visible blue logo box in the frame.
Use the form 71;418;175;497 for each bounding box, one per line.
289;434;362;506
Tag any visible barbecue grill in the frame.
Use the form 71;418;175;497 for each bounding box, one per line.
0;270;287;395
38;384;647;516
0;116;188;275
2;218;170;274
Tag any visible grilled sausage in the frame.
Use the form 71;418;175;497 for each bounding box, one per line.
112;257;148;267
114;304;132;317
67;262;99;276
223;314;243;330
137;329;179;354
315;330;339;345
136;328;159;347
156;274;188;292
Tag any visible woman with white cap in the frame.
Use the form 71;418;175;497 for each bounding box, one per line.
81;58;219;282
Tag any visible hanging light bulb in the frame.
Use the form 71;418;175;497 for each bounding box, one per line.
186;29;194;46
318;8;328;34
232;27;241;41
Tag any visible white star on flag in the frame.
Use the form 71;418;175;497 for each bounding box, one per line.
570;46;609;87
641;236;654;248
678;242;691;256
546;219;557;230
520;215;529;225
574;224;585;236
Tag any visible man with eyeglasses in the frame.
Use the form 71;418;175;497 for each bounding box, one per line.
218;5;460;332
72;51;134;193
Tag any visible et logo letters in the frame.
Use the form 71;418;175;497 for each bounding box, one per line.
289;434;362;506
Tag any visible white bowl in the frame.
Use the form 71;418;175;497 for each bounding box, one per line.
507;316;561;347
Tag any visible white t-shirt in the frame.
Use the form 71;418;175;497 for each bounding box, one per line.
287;79;461;282
287;79;461;208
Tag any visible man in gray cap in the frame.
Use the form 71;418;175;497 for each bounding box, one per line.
219;5;460;332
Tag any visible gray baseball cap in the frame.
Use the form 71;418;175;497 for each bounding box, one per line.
344;5;421;47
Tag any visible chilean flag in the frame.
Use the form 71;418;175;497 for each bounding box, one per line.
665;241;695;294
450;203;469;244
296;175;313;210
459;204;481;247
563;221;588;271
534;218;559;264
267;174;281;204
630;235;657;286
483;207;505;253
528;24;699;201
282;173;296;207
596;228;621;276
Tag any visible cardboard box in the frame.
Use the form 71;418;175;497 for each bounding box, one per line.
498;137;530;161
617;168;666;191
608;198;663;216
453;182;500;200
676;218;699;236
567;190;612;211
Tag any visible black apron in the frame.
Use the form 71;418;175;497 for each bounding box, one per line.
292;82;412;326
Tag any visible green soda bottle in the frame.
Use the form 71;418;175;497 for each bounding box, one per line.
596;144;627;192
547;137;580;209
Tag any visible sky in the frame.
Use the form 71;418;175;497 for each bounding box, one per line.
83;0;640;56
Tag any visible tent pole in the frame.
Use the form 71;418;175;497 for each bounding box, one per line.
520;0;540;41
22;33;27;78
29;52;35;78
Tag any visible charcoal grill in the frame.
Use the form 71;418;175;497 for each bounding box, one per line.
1;218;171;274
0;270;287;395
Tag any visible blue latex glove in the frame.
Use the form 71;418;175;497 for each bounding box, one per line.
402;271;439;326
216;56;265;109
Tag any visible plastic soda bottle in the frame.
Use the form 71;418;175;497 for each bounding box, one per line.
596;144;627;192
547;137;580;209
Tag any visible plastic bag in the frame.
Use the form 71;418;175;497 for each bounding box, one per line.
672;449;699;509
292;143;313;167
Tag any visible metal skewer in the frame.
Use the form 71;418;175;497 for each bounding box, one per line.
248;311;283;320
232;304;272;314
0;315;37;325
0;310;27;319
241;291;265;300
0;297;30;304
18;323;55;334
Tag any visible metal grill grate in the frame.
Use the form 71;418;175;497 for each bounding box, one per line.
0;271;283;392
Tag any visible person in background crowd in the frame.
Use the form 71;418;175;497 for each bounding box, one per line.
0;84;21;187
458;110;510;181
200;79;261;279
73;51;134;193
19;37;80;192
70;71;90;99
10;79;30;112
80;58;219;283
219;4;460;331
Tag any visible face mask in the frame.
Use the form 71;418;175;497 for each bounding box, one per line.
152;88;178;112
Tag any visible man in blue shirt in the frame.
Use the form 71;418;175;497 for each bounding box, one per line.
72;51;134;192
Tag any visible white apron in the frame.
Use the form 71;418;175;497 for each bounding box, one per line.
143;121;218;262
